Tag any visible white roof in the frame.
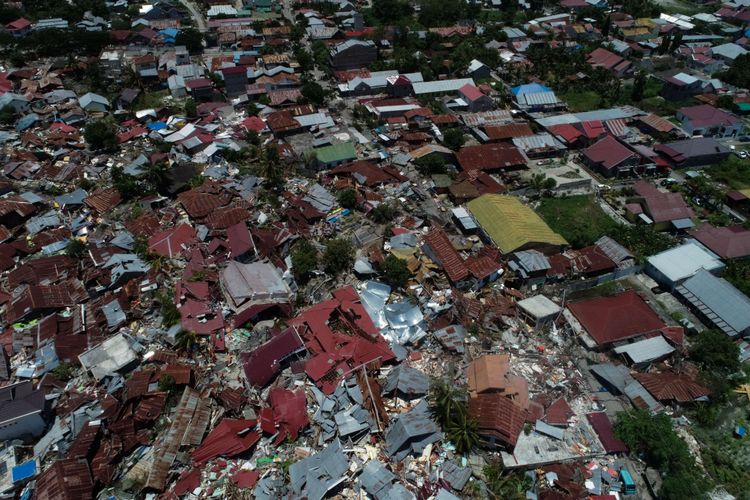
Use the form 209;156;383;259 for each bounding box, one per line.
412;78;475;95
518;295;562;319
614;336;674;364
647;241;724;284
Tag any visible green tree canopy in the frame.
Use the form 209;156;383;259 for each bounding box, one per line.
323;238;354;275
176;28;204;53
291;240;319;284
442;128;466;151
336;188;357;209
380;255;410;289
84;119;118;151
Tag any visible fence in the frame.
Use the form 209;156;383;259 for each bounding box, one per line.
563;264;644;295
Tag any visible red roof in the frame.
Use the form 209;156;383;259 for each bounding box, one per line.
633;180;693;223
468;393;526;448
221;65;247;75
587;47;627;71
459;83;484;102
582;135;638;172
633;371;710;403
586;412;627;453
423;228;470;283
457;144;526;172
6;18;31;30
544;398;573;426
568;290;665;346
192;418;260;464
267;387;309;443
691;223;750;259
548;123;584;145
242;116;266;133
186;78;212;89
227;222;255;258
678;104;740;128
242;328;305;387
148;223;198;258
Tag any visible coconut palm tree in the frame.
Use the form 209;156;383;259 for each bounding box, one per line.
429;375;463;428
447;406;479;455
175;330;198;352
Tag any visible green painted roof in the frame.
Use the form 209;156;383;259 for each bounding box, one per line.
467;194;567;254
313;142;357;164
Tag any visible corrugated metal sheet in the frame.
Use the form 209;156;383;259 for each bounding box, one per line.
613;336;675;363
676;269;750;336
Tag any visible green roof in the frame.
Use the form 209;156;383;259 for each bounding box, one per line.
467;194;567;254
312;142;357;164
736;102;750;111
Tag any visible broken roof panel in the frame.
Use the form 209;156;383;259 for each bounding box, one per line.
383;365;429;399
385;401;441;460
78;333;138;380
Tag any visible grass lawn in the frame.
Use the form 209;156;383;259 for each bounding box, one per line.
707;156;750;190
135;89;170;111
537;195;618;248
562;90;602;112
639;96;697;116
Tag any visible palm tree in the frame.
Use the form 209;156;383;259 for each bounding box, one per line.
447;407;479;455
429;375;463;428
175;330;198;352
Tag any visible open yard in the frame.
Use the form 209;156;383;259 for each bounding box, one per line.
562;90;602;113
707;156;750;190
537;195;617;248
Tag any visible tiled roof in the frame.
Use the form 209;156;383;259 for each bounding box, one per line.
456;144;526;172
691;223;750;259
568;290;665;346
422;228;470;283
633;371;710;402
468;393;526;448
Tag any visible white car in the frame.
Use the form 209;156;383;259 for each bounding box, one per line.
739;151;749;159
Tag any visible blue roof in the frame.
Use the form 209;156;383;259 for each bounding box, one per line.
160;27;179;37
512;83;552;96
12;460;37;482
147;122;167;130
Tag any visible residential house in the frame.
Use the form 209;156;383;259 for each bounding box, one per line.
458;84;493;112
99;49;123;79
467;59;492;79
691;224;750;260
566;290;665;349
186;78;214;101
511;83;565;113
659;72;706;101
168;75;187;97
675;104;744;138
221;66;248;97
710;43;748;65
309;142;357;169
586;47;633;77
456;144;527;173
133;54;158;80
581;135;642;177
220;261;293;326
654;137;731;167
34;18;69;30
78;92;110;112
329;40;377;71
0;381;46;441
0;93;30;113
421;228;502;291
627;180;694;231
5;18;31;37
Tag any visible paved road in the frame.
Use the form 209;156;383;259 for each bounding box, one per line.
178;0;208;32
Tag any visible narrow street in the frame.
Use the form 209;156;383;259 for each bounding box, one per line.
177;0;208;32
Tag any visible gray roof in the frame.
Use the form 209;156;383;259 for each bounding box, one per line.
676;269;750;337
595;236;633;264
289;439;349;500
359;460;414;500
516;91;562;107
331;39;375;55
78;333;138;380
511;250;551;273
383;365;429;398
221;261;291;308
711;43;748;61
440;461;471;491
661;137;730;158
590;364;663;412
412;78;475;95
517;295;561;319
385;400;441;460
102;300;127;329
646;241;724;284
534;419;565;440
78;92;109;109
512;133;565;151
0;381;45;426
55;188;88;207
26;210;61;235
303;183;336;213
613;335;675;363
536;106;643;127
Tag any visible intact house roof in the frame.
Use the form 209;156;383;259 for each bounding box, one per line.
221;260;292;313
646;241;725;286
676;268;750;338
0;381;45;428
655;137;730;165
567;290;665;347
691;224;750;259
468;392;526;449
467;194;567;254
677;104;741;128
456;144;527;172
632;180;693;224
582;135;639;173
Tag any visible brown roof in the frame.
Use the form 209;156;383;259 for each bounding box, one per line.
456;144;526;172
691;224;750;259
485;123;534;141
422;228;470;284
35;459;94;500
633;371;710;403
633;180;693;223
544;397;573;426
84;188;121;213
467;354;510;396
468;392;526;448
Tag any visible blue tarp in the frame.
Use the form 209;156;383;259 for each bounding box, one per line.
511;83;552;96
147;122;167;130
12;460;36;482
